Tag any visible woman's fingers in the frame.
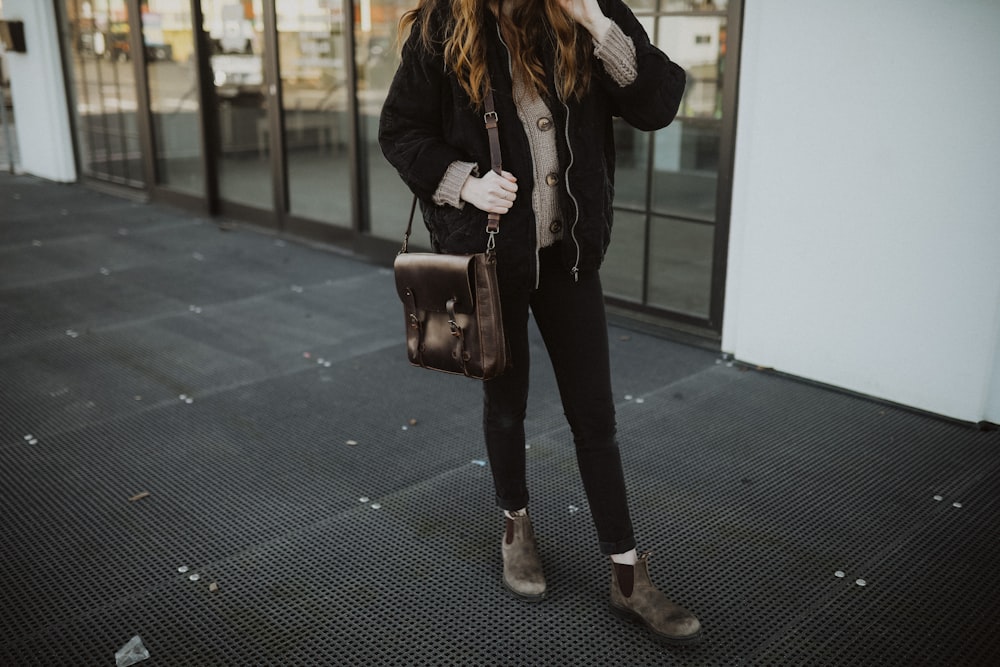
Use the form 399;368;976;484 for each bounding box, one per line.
462;170;518;214
487;172;517;211
486;171;517;211
488;170;518;192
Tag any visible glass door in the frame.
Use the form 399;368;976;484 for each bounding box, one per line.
62;0;146;187
276;0;351;226
0;8;16;173
200;0;273;211
356;0;420;242
140;0;204;196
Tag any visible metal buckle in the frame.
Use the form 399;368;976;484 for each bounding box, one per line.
484;111;498;124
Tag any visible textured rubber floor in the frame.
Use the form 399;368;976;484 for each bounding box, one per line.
2;173;999;666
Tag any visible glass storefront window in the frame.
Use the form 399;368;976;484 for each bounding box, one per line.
603;1;730;323
52;0;735;331
141;0;204;196
64;0;146;187
276;0;351;226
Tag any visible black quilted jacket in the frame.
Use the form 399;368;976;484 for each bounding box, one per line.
378;0;686;283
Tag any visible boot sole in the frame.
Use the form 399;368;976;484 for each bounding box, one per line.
609;602;702;645
502;577;547;602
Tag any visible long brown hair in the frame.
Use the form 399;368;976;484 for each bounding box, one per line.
398;0;593;107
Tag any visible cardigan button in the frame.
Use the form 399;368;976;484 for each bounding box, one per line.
545;172;559;186
537;116;553;131
549;219;563;234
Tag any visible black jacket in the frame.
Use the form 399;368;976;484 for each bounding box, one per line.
378;0;686;282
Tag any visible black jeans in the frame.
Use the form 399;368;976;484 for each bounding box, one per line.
483;244;636;555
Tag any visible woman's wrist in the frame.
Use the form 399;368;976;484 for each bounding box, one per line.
558;0;612;42
585;15;613;43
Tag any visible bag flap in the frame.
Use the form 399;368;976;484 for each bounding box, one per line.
394;252;477;314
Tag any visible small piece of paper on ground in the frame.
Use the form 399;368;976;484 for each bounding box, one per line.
115;635;150;666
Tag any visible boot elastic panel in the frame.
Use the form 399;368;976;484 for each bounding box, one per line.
614;562;635;597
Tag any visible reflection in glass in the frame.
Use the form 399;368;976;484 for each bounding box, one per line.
201;0;272;209
358;0;428;244
612;118;648;210
277;1;350;225
625;0;728;12
648;217;713;317
663;15;726;120
651;15;725;221
63;0;145;186
662;0;727;12
651;119;718;220
624;0;657;11
602;210;646;302
142;0;203;195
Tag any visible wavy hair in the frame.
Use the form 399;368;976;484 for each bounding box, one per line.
398;0;593;107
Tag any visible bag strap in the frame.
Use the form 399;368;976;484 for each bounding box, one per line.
400;195;419;253
483;89;502;240
400;89;503;255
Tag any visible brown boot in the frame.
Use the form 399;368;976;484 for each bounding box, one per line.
609;552;701;644
501;513;546;601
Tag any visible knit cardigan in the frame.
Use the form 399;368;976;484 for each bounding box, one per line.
432;22;638;250
378;0;686;280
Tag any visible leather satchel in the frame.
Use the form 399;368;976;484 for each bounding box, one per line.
392;90;510;380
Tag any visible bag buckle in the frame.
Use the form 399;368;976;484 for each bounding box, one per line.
447;298;462;337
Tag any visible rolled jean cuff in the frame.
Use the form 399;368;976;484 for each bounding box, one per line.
496;493;530;513
600;535;637;556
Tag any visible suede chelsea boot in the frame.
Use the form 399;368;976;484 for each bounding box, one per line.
609;551;701;644
501;513;546;601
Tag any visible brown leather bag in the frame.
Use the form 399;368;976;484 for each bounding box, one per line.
392;90;509;380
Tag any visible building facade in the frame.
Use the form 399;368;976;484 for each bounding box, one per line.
2;0;999;425
35;0;739;339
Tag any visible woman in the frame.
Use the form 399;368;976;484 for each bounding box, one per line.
379;0;700;645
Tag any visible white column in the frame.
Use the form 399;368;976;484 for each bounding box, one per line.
3;0;76;181
722;0;1000;423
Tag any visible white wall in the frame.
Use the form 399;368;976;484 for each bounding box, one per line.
722;0;1000;423
2;0;76;182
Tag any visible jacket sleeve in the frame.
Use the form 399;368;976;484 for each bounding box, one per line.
594;0;687;131
378;18;469;202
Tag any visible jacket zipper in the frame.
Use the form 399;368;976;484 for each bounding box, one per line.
556;91;582;282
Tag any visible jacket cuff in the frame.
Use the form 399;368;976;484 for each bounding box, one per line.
594;21;637;87
432;161;478;208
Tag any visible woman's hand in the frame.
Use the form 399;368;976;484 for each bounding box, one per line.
555;0;612;42
460;170;518;214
